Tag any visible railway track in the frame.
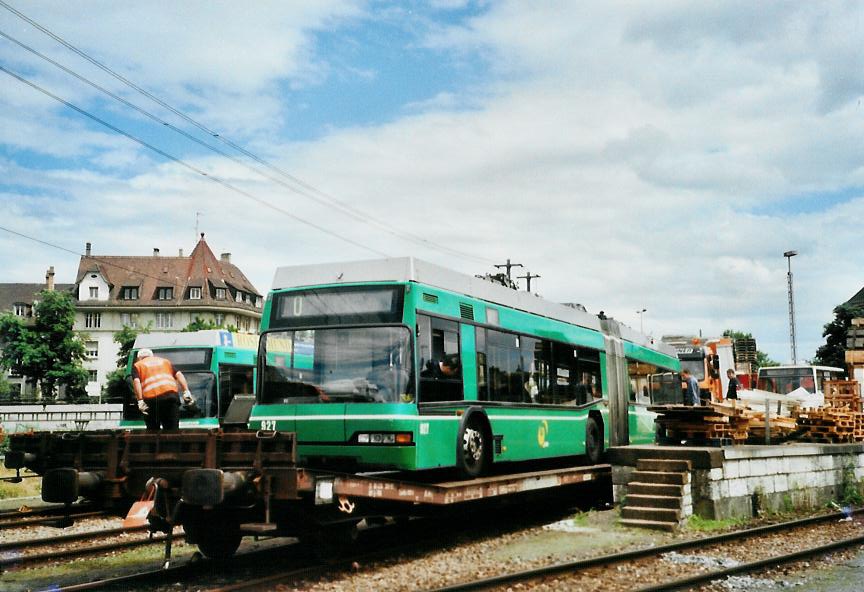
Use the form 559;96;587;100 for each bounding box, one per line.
429;509;864;591
0;503;104;530
0;525;165;569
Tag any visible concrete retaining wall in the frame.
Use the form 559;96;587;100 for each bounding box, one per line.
610;444;864;520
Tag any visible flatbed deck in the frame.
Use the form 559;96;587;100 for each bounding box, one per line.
314;464;610;505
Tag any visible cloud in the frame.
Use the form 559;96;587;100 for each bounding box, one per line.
3;0;864;366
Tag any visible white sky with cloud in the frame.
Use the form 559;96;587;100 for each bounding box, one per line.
2;0;864;364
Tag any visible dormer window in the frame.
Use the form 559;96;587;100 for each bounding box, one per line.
235;291;243;303
189;287;202;300
121;286;139;300
215;288;226;300
157;287;173;300
89;287;99;299
13;303;30;317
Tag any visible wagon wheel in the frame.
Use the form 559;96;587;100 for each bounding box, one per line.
185;512;242;560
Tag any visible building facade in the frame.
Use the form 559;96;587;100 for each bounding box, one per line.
75;235;262;398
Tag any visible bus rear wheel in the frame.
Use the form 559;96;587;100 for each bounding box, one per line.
585;416;603;465
458;416;489;478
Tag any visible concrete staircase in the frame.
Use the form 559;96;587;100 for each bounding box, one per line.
619;458;691;531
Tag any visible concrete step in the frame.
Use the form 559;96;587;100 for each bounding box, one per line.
630;470;689;486
636;458;692;473
628;482;686;497
621;505;681;523
624;494;682;510
619;518;679;532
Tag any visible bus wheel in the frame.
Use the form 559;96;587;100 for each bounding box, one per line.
458;416;488;478
186;514;242;560
585;416;603;465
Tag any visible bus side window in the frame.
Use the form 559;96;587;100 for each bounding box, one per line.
418;315;463;403
475;327;488;401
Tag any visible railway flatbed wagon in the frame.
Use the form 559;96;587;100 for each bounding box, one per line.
5;427;610;560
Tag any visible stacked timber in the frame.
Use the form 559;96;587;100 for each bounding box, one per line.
650;404;749;446
746;410;798;440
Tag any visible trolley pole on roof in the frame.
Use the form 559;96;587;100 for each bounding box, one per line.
494;259;523;281
784;250;798;364
517;272;540;292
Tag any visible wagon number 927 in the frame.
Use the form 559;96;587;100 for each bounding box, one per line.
260;420;277;431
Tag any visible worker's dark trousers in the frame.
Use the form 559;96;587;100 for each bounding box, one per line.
144;394;181;430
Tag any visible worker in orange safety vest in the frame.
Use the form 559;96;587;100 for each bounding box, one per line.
132;348;192;430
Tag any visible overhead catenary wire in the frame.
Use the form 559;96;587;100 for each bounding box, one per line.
0;63;389;258
0;0;497;266
0;28;478;262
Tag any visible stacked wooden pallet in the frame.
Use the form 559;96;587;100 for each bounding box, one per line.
650;404;749;446
823;380;862;412
796;408;860;443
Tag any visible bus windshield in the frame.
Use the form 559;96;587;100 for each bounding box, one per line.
757;368;817;394
180;372;216;418
260;327;413;404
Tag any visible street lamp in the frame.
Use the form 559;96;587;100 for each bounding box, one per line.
636;308;647;334
784;250;798;364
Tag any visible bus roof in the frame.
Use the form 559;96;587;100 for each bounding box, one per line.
759;364;845;373
133;330;258;350
271;257;676;358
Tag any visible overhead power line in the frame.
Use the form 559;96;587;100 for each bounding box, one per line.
0;63;389;257
0;0;496;266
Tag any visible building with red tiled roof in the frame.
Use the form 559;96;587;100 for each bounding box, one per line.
75;235;262;398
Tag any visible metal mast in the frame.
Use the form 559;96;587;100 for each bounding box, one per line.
784;250;798;364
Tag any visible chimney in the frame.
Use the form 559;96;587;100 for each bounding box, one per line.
153;248;160;257
179;248;184;257
46;266;55;291
85;242;92;257
220;252;231;263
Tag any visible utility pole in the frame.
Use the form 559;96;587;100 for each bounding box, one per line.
784;250;798;364
518;272;541;292
494;259;523;281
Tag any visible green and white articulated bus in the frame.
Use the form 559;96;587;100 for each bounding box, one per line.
122;330;257;429
250;258;681;477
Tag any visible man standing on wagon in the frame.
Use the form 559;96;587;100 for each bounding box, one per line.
132;348;193;430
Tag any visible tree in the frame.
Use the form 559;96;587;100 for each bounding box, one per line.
722;329;779;368
813;304;864;369
0;290;88;402
0;375;12;403
183;316;238;333
102;323;149;403
183;316;219;332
